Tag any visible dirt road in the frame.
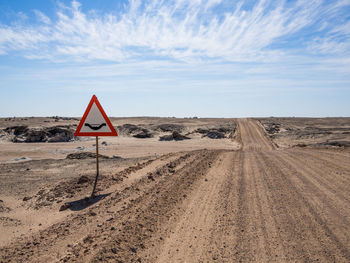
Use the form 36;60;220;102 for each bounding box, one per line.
1;119;350;262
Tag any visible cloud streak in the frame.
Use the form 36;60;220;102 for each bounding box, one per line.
0;0;349;62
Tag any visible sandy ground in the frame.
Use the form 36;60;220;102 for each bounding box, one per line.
0;136;238;163
0;118;349;262
257;117;350;148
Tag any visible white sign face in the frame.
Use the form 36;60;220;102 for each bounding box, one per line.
79;103;112;133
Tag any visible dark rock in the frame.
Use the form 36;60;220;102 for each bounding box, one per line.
21;130;47;142
194;126;235;138
147;174;155;181
204;131;225;139
117;124;145;135
46;126;74;142
9;125;74;143
159;131;190;141
88;211;97;216
4;125;29;135
265;123;280;134
156;124;184;133
133;131;153;138
194;128;209;134
23;196;32;201
83;235;93;244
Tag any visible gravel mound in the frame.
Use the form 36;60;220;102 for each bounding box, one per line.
66;152;109;159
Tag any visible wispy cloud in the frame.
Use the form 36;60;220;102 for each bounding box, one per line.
33;10;51;24
0;0;349;63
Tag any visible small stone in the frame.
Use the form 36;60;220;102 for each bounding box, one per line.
23;196;32;201
130;246;137;253
147;174;155;181
88;211;97;216
97;223;102;227
111;248;117;254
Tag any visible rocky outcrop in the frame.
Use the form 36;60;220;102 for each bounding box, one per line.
5;125;74;143
193;125;235;139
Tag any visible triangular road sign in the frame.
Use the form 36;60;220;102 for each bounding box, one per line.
75;95;118;136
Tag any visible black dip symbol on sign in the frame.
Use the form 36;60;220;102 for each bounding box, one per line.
84;123;107;130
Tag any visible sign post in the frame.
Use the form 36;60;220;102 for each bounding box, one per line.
74;95;118;198
92;136;99;197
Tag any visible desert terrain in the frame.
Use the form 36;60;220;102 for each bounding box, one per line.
0;117;349;262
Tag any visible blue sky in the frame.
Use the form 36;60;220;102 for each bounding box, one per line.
0;0;349;117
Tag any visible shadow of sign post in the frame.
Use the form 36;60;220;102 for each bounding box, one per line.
68;193;111;211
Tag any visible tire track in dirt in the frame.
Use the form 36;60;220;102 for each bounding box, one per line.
292;148;350;174
149;151;237;262
202;151;243;262
232;151;287;262
282;150;350;203
259;151;350;262
0;150;207;262
82;149;221;263
238;119;276;151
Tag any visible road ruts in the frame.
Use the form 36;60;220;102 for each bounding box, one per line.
147;119;350;262
238;118;276;151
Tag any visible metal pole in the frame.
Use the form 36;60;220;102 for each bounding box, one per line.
91;136;99;198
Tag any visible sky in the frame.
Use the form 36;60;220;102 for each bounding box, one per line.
0;0;349;117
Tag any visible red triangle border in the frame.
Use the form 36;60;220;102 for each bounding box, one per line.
74;95;118;137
